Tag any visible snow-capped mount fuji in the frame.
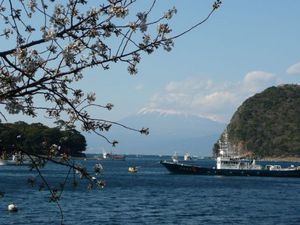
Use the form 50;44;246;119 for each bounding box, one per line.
131;109;224;139
85;110;225;156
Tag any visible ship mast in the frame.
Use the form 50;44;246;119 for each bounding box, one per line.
217;129;236;169
218;130;229;157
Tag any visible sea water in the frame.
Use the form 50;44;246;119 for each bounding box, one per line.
1;156;300;225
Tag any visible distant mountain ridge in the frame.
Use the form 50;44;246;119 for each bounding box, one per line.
85;111;225;156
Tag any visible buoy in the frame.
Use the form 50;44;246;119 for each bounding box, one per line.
8;203;18;212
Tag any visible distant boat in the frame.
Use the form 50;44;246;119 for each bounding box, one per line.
184;152;192;161
128;166;138;173
98;150;125;161
161;131;300;177
171;152;178;163
0;154;32;166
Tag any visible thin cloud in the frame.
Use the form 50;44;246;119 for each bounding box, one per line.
141;71;278;122
242;71;275;92
287;62;300;75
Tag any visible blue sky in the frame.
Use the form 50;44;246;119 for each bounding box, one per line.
3;0;300;125
82;0;300;123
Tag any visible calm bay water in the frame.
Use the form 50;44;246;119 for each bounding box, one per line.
1;156;300;225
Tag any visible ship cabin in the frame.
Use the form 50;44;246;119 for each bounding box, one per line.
216;131;262;170
216;156;262;170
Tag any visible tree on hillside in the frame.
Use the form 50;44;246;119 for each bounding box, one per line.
0;0;221;223
0;121;86;156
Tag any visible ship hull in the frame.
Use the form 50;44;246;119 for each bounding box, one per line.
161;161;300;177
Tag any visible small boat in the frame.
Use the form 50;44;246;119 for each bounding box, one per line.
128;166;138;173
0;154;32;166
184;152;192;161
161;131;300;178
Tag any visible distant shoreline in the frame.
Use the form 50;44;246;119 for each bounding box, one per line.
77;156;300;162
261;157;300;162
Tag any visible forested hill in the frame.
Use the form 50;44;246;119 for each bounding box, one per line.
0;121;86;157
214;84;300;158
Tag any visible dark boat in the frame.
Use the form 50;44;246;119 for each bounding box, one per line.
160;161;300;177
161;131;300;178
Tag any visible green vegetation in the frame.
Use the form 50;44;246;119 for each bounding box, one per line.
214;84;300;158
0;121;86;157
